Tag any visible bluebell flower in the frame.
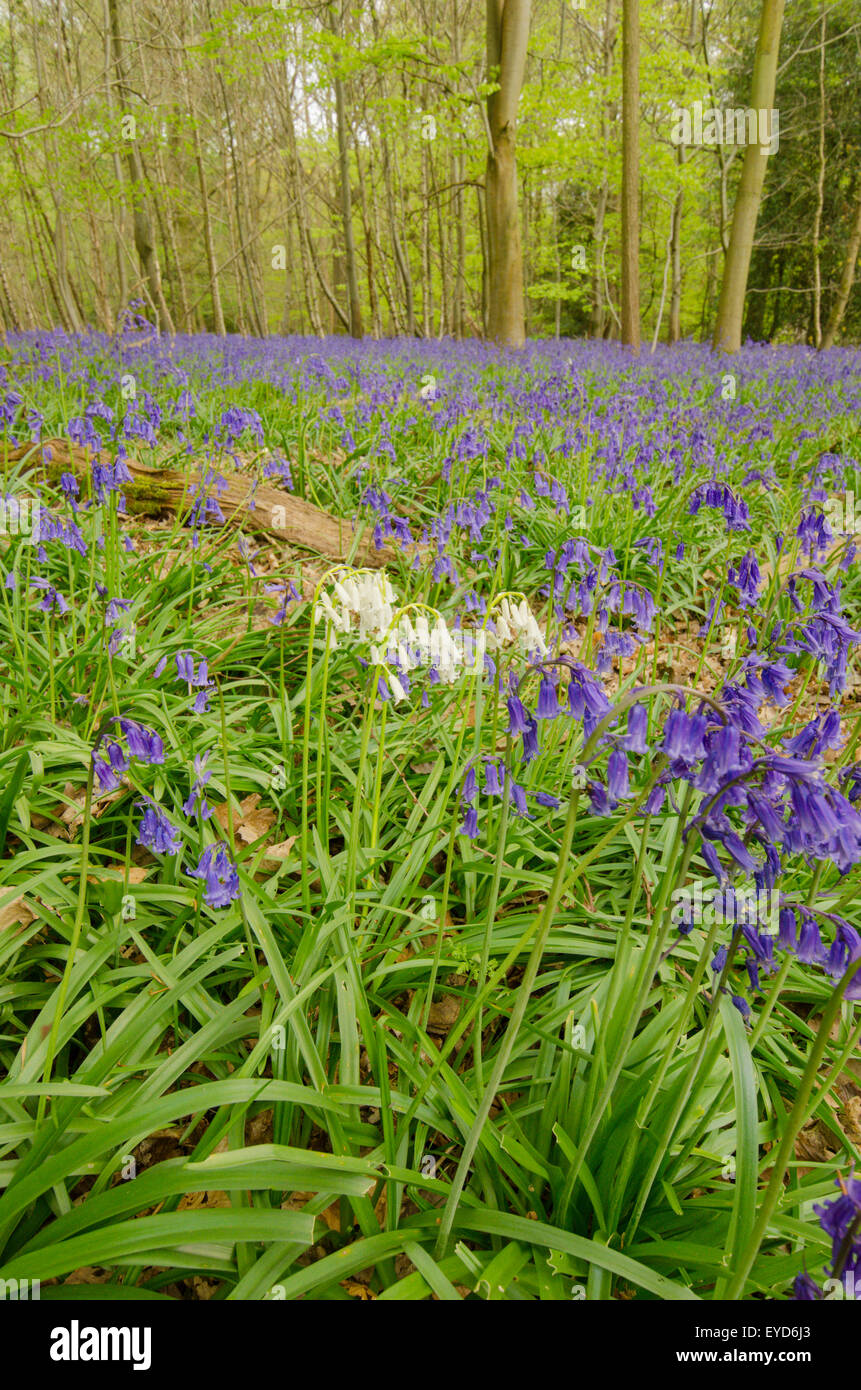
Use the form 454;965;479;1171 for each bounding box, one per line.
117;719;164;764
506;695;530;736
662;710;707;764
792;1272;823;1300
810;1174;861;1285
93;755;121;793
508;780;529;817
136;800;182;855
183;753;213;820
536;677;560;720
187;842;240;908
176;651;195;682
461;767;477;804
624;703;649;754
797;911;827;965
607;749;630;802
484;761;504;796
521;715;540;763
30;577;69;615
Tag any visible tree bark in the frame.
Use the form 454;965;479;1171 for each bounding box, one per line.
811;9;826;347
485;0;531;348
668;177;684;342
330;2;363;337
107;0;174;333
620;0;640;351
821;190;861;349
27;0;82;331
712;0;785;353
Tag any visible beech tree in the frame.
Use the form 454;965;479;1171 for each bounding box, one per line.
0;0;857;346
620;0;640;351
485;0;531;348
712;0;785;353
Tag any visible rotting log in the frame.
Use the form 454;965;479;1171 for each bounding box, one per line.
5;438;392;569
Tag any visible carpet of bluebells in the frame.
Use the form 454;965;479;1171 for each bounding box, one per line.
0;321;860;1301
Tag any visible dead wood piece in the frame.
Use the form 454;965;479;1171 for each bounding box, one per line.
7;437;392;568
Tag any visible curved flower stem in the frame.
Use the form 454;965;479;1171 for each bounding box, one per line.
434;782;584;1259
473;735;512;1090
723;956;861;1300
299;612;318;918
665;865;826;1188
621;919;740;1241
558;786;697;1220
37;751;96;1126
345;663;379;923
419;671;480;1036
584;810;654;1125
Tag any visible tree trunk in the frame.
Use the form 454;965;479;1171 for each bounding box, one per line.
485;0;530;348
591;182;608;337
821;191;861;349
190;113;225;335
620;0;640;351
27;0;82;331
712;0;785;353
811;9;826;348
107;0;174;333
421;140;431;336
330;2;363;338
668;177;684;343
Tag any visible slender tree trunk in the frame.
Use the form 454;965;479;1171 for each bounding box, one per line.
279;84;324;337
28;0;82;330
821;191;861;349
330;2;363;337
384;139;415;334
455;150;466;337
591;183;608;337
190;106;226;335
668;0;697;344
712;0;785;352
369;182;402;334
153;143;191;331
553;192;562;339
355;143;381;337
421;141;431;336
101;0;128;315
485;0;531;348
452;0;466;338
620;0;640;351
811;9;827;348
0;249;20;332
108;0;173;332
668;174;684;342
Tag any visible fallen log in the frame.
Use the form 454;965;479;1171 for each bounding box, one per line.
5;437;392;569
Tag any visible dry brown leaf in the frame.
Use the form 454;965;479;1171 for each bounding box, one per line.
215;793;276;846
178;1189;232;1210
63;1267;112;1286
427;992;461;1035
87;866;149;887
0;898;36;933
257;836;298;873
